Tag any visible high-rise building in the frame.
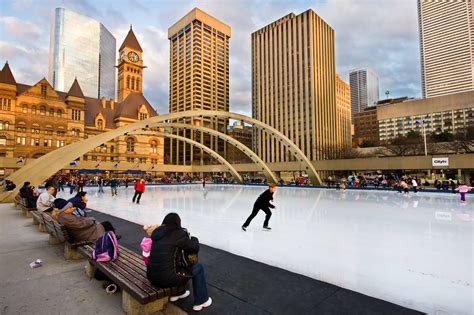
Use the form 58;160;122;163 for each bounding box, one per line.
336;75;352;152
349;68;379;122
252;10;338;162
418;0;474;98
167;8;230;165
227;121;253;164
48;8;116;99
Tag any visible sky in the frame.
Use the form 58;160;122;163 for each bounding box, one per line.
0;0;421;116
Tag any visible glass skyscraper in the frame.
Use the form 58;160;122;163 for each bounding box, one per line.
349;68;379;122
48;8;116;99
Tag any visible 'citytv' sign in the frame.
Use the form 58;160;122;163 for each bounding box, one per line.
432;157;449;167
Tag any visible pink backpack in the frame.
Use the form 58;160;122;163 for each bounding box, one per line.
92;232;119;262
140;237;152;265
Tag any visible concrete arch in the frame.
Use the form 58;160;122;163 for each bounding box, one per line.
2;110;320;202
130;122;278;184
149;131;242;184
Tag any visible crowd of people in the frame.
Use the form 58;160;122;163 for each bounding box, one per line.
13;176;213;311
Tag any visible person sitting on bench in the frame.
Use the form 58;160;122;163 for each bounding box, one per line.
68;192;88;216
56;199;110;242
36;184;56;212
146;213;212;312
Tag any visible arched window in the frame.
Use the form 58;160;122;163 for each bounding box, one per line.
97;119;103;129
131;77;135;90
57;109;62;117
22;104;27;113
31;106;37;114
126;138;135;152
127;76;130;89
0;136;7;146
40;106;46;115
136;78;140;90
150;140;158;153
49;108;54;116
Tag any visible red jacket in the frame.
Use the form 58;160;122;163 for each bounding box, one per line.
134;181;146;192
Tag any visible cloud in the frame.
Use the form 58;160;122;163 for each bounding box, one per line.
0;17;41;40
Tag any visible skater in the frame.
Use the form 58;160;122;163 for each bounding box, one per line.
132;178;146;204
412;178;418;193
455;183;472;203
98;177;104;193
109;178;118;196
202;177;206;189
242;183;276;231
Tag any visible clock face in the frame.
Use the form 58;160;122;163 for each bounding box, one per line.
127;51;139;63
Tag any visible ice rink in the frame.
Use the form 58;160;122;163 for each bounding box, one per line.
58;185;473;314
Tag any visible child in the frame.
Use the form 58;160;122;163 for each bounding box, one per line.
141;224;159;264
455;183;472;203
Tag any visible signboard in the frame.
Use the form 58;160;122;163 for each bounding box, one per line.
432;157;449;167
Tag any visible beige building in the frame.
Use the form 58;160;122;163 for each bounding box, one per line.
226;121;253;164
252;10;338;162
0;28;164;169
166;8;231;165
353;107;379;147
336;75;351;152
378;91;474;141
418;0;474;98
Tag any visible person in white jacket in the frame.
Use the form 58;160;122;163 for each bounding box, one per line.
412;178;418;193
36;184;56;212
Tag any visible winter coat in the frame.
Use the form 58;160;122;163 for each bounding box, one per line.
146;225;199;288
134;181;146;192
254;189;275;209
455;185;472;193
36;191;55;212
68;196;87;210
57;212;104;242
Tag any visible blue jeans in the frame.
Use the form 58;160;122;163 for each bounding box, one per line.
192;263;209;305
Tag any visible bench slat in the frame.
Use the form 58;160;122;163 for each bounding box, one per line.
79;245;152;303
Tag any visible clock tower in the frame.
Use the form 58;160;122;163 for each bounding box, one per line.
117;25;144;102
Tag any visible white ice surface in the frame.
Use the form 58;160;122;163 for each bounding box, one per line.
58;185;474;314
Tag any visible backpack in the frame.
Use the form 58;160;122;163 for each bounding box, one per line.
93;231;119;262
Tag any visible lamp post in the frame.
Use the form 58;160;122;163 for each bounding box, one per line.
415;119;428;156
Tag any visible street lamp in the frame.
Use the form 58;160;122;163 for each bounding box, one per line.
415;119;429;156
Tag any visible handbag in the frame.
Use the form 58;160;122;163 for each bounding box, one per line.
179;249;198;267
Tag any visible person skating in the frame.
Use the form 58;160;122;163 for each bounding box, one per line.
242;183;276;231
455;183;472;203
132;178;146;204
109;178;118;196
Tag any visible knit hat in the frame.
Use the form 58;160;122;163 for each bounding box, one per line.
53;198;68;210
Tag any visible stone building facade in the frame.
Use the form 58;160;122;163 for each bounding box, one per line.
0;28;164;168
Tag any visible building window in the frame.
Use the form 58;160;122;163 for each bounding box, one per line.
1;98;12;111
31;138;40;146
44;139;52;147
127;76;130;89
41;85;47;97
16;137;25;145
22;104;28;113
57;109;62;117
57;130;65;136
72;109;81;120
139;113;148;120
49;108;54;116
131;77;135;90
31;106;37;114
0;136;6;146
40;106;46;115
140;158;147;163
150;140;158;153
71;129;80;137
126;138;135;152
97;119;104;129
56;140;65;147
0;121;9;130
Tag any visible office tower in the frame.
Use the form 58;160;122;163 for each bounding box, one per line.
349;68;379;122
252;9;337;162
48;8;116;99
418;0;474;98
167;8;230;165
336;75;352;152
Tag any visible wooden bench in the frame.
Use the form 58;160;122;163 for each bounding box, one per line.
78;245;187;315
30;210;48;233
13;194;22;210
42;214;92;260
17;197;36;218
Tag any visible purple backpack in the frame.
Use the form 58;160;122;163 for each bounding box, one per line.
92;231;119;262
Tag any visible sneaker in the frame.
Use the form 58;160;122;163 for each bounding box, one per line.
263;226;271;231
241;225;247;231
170;290;190;302
193;297;212;311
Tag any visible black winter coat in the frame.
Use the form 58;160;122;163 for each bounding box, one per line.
146;225;199;288
255;189;275;209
